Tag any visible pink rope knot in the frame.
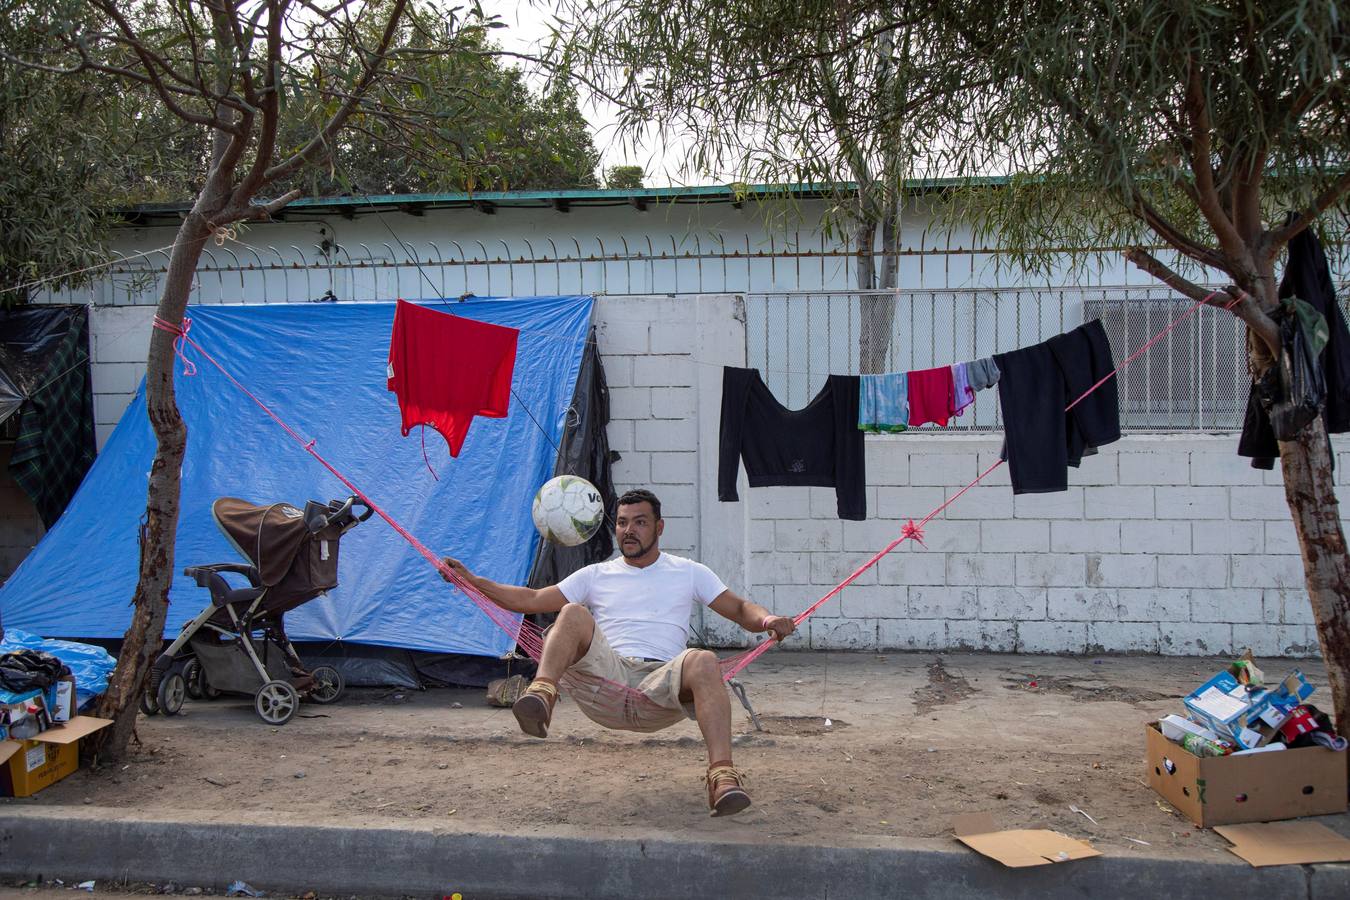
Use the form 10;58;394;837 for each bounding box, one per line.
304;439;316;451
152;315;196;376
901;519;926;546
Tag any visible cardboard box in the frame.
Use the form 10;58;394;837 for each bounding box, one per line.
1145;722;1347;826
0;714;111;798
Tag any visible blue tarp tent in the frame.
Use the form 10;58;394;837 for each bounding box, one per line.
0;297;593;659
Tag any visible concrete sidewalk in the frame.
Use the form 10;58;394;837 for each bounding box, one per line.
4;806;1350;900
2;651;1348;899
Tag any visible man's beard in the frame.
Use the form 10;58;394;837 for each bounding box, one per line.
619;536;655;558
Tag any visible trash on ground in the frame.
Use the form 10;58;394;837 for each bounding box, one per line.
76;881;95;892
1145;651;1348;827
226;880;265;897
1214;821;1350;867
1069;805;1098;826
952;811;1100;868
1182;657;1315;750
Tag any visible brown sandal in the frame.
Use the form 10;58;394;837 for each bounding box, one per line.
705;761;751;817
512;678;559;738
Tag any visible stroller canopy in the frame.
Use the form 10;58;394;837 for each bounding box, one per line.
214;498;313;587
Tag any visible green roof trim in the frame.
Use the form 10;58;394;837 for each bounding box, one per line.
121;177;1013;219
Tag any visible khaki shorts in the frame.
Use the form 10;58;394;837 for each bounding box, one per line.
560;623;699;733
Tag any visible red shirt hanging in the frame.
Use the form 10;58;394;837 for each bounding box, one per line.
906;365;955;428
387;299;519;457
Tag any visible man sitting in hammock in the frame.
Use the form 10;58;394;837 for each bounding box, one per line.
442;488;794;817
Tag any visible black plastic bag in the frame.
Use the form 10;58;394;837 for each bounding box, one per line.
1266;301;1327;441
0;648;70;692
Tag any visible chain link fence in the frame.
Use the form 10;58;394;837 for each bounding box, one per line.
745;287;1256;432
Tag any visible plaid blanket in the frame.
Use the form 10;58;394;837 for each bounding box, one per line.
8;308;95;527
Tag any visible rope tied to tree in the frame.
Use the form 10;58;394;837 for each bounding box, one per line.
151;315;196;377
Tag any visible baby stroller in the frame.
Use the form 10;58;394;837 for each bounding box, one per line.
145;495;371;725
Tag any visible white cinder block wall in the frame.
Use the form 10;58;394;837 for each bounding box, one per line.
595;294;1337;659
85;296;1336;657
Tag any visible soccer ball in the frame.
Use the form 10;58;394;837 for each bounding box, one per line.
532;475;605;546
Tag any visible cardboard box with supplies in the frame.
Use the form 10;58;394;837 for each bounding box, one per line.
1145;721;1347;826
0;705;111;798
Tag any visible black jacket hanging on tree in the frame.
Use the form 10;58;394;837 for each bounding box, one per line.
1238;222;1350;468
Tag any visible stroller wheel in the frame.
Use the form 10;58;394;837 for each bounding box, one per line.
183;659;205;700
255;680;299;725
200;667;222;700
139;691;160;716
308;665;344;704
157;672;186;716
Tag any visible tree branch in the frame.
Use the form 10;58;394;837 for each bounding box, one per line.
1124;246;1280;357
262;0;410;184
229;0;285;208
166;0;211;99
93;3;229;100
213;189;304;227
0;46;89;76
1182;57;1254;272
1124;190;1228;271
1265;170;1350;254
0;38;232;129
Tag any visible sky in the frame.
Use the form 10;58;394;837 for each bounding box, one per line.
480;0;707;187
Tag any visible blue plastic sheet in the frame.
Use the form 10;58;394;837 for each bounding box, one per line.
0;628;116;708
0;297;593;657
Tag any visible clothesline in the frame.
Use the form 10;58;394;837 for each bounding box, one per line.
719;287;1237;677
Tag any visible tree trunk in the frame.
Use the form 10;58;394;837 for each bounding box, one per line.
1235;256;1349;741
90;214;213;759
860;203;901;375
856;219;892;375
1276;417;1350;741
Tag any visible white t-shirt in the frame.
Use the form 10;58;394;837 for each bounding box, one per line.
556;553;728;661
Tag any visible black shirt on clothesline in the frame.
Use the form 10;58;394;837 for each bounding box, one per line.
718;367;867;520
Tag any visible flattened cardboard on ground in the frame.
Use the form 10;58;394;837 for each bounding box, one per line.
1214;821;1350;867
952;812;1101;868
1144;722;1347;826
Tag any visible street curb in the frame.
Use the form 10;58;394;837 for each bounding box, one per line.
2;810;1348;899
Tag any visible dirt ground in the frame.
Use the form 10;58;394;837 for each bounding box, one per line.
9;651;1349;864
